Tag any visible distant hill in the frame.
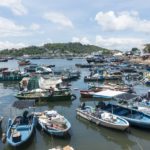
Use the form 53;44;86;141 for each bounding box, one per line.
0;42;113;57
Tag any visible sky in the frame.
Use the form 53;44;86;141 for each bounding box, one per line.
0;0;150;51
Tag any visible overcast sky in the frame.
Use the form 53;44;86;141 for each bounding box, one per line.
0;0;149;51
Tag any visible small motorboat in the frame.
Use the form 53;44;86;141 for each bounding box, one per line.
100;103;150;129
18;59;30;66
6;111;36;147
80;90;95;98
76;103;129;131
35;110;71;137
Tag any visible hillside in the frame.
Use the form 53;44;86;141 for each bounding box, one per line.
0;42;113;57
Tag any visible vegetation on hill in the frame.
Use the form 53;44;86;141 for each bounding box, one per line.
0;42;112;57
143;44;150;53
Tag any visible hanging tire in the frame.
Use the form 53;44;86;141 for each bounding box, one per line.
71;94;76;100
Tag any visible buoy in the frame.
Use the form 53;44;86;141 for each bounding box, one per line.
1;133;6;144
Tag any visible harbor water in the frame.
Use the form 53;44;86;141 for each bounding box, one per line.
0;58;150;150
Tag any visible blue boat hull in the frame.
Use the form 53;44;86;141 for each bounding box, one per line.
100;103;150;129
6;116;35;147
145;81;150;85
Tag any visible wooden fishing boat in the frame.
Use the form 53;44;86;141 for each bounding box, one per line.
80;87;127;99
18;59;30;66
15;89;75;101
6;111;36;147
89;83;134;93
99;103;150;129
84;75;104;82
0;70;29;81
35;110;71;137
24;65;52;74
66;58;73;60
80;90;95;98
76;104;129;131
0;68;8;72
0;58;8;62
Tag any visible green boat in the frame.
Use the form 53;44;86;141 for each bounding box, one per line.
15;89;76;101
0;70;29;81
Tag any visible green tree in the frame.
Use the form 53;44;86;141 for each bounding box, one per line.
143;44;150;53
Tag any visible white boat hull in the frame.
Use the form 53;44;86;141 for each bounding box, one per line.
76;109;129;131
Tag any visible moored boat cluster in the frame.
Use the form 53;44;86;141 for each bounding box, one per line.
0;54;150;149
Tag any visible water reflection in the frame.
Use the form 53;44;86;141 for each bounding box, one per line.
0;82;19;90
0;58;150;150
76;115;136;150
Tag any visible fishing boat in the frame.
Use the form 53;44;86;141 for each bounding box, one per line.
99;103;150;129
86;54;105;63
80;83;134;99
61;70;80;81
0;70;29;81
89;83;134;93
18;59;30;66
15;89;75;101
84;72;122;82
0;68;8;72
6;110;36;147
80;90;95;98
24;64;52;74
76;103;129;131
115;91;150;115
0;58;8;62
66;58;73;60
35;110;71;137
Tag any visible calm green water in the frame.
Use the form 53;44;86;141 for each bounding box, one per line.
0;59;150;150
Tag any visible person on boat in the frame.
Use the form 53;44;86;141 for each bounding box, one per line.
23;110;29;124
49;86;54;96
19;82;24;91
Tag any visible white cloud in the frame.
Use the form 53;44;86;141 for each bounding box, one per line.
95;11;150;33
72;36;91;45
0;16;29;37
95;35;144;50
30;23;40;31
0;41;26;50
44;12;73;28
0;17;31;38
0;0;27;16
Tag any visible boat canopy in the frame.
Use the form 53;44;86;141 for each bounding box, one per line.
115;93;138;101
39;77;62;89
93;90;125;98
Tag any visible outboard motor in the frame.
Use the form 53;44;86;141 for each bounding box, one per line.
8;118;12;127
97;101;106;108
23;110;29;124
80;102;85;110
